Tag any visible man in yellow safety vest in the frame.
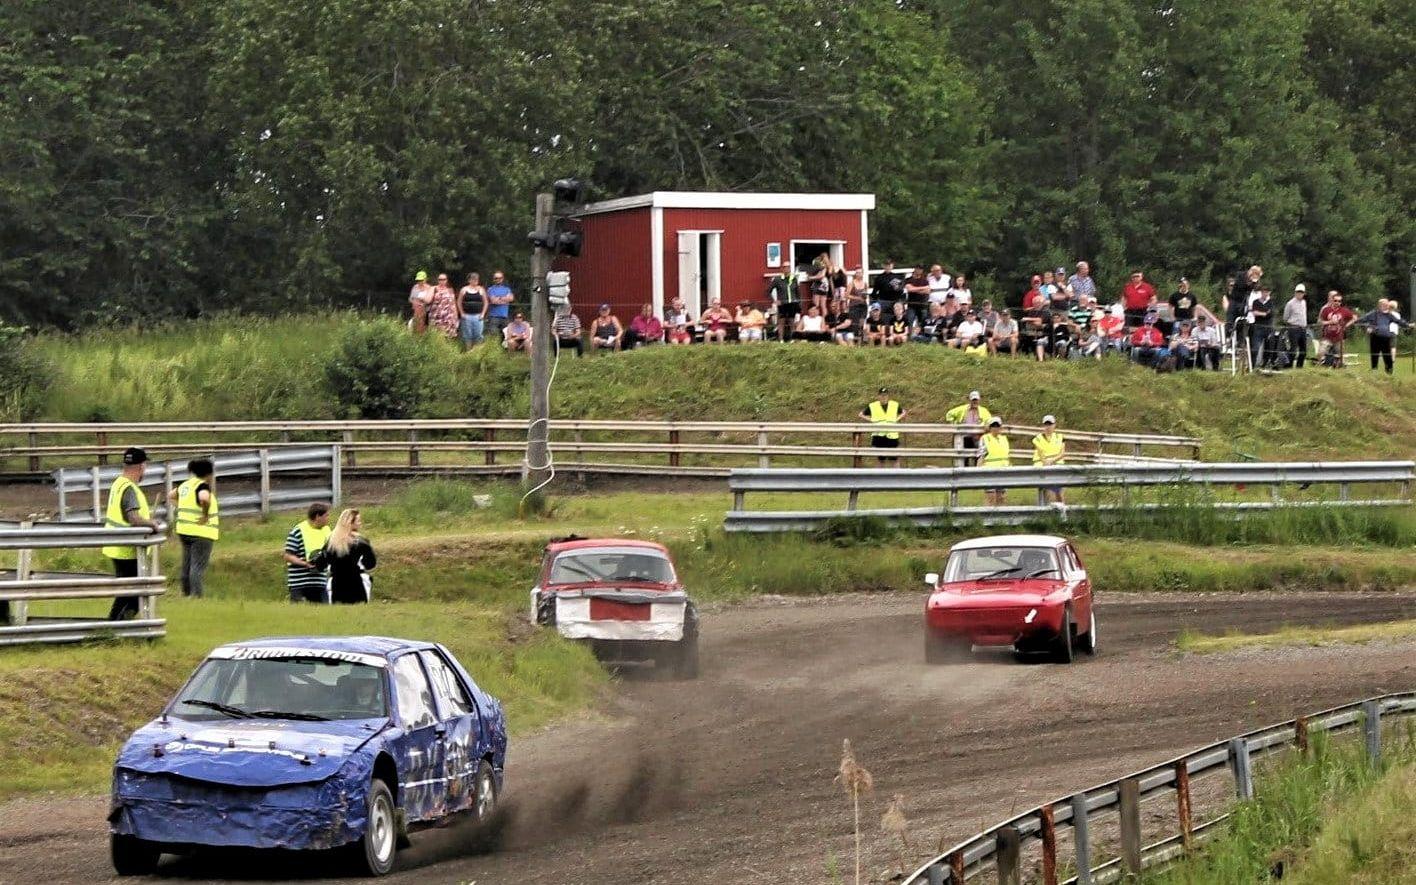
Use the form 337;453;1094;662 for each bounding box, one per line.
283;502;333;603
174;457;219;597
1032;415;1067;506
978;416;1011;506
859;387;908;466
945;390;993;454
102;447;163;620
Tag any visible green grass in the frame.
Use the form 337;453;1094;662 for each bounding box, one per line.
1147;729;1416;884
1178;620;1416;654
19;314;1416;460
0;598;605;799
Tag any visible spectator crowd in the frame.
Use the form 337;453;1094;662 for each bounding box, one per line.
406;255;1410;374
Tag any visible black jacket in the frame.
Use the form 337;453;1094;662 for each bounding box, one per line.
312;538;377;604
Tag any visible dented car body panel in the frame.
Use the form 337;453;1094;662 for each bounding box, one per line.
109;636;507;853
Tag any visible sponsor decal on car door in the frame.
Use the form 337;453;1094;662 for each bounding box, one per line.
391;653;447;822
420;650;480;812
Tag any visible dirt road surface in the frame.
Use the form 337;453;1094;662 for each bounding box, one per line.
2;590;1414;884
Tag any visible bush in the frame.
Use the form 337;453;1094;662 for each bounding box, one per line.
0;324;53;420
323;318;447;418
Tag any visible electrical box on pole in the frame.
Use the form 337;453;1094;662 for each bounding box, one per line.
546;271;571;308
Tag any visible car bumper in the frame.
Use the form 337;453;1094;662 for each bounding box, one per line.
109;769;368;851
926;603;1065;647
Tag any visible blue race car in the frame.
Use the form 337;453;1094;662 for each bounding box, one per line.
108;636;508;876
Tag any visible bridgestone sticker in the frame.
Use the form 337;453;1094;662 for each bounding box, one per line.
209;646;388;668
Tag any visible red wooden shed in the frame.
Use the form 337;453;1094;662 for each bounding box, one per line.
558;191;875;321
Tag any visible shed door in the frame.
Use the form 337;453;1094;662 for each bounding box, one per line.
676;231;721;318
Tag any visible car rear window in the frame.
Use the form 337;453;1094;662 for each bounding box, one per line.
548;548;675;585
944;547;1061;582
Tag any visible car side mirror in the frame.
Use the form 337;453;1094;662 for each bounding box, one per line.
924;572;939;588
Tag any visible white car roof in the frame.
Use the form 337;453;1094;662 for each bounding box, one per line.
949;534;1068;551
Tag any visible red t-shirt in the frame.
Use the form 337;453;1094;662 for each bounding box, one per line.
1123;281;1157;310
1318;305;1354;342
1130;326;1163;347
1099;315;1125;339
1023;287;1044;310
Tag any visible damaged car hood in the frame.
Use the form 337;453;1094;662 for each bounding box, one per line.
115;717;387;788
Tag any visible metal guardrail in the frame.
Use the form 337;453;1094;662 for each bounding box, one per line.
723;462;1416;531
0;520;166;646
904;692;1416;885
52;446;342;522
0;419;1201;476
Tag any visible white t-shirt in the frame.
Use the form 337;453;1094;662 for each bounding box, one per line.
948;287;972;306
927;274;951;304
798;314;825;333
956;320;984;340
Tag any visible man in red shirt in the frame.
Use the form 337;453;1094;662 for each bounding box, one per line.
1316;290;1356;367
1129;315;1167;366
1022;275;1044;310
1122;271;1157;327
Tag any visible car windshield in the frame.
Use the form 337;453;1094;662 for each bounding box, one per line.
943;547;1061;582
548;548;675;585
172;656;388;722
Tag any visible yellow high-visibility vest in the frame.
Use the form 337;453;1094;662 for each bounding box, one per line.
1032;432;1065;466
980;433;1011;467
867;400;902;440
101;475;150;560
945;403;993;425
296;520;332;558
175;477;220;541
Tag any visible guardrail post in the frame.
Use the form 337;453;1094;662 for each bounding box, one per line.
485;428;497;466
341;431;356;467
1070;794;1092;885
330;446;343;506
27;432;39;472
1039;803;1058;885
1228;738;1253;800
847;490;859;512
90;466;102;520
409;429;419;468
732;490;745;511
1119;778;1142;877
1295;716;1309;755
258;449;272;518
1362;699;1381;767
996;826;1021;885
162;461;175;522
926;863;945;885
57;474;68;522
1174;760;1193;852
949;849;966;884
669;430;681;468
853;431;864;469
97;430;109;465
1338;483;1351;502
12;519;33;626
757;431;770;469
281;430;292;444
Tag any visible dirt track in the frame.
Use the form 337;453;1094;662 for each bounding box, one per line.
2;590;1414;884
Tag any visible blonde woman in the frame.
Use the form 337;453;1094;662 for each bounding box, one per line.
312;508;377;603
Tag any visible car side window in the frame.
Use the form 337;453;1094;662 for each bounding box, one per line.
420;651;474;718
392;654;437;730
1066;545;1085;576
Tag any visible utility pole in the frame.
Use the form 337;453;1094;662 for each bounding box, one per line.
525;192;555;491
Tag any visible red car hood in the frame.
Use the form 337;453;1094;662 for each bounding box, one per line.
930;579;1070;606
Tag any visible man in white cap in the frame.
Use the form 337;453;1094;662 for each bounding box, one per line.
1032;416;1067;506
945;390;992;455
1282;283;1309;368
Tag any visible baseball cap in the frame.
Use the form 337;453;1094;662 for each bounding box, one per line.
968;390;980;401
869;302;881;311
988;417;1003;427
122;447;148;466
1042;415;1056;425
599;303;610;310
414;270;428;282
878;387;889;394
1294;283;1306;292
1055;266;1067;276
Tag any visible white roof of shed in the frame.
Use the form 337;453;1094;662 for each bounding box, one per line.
578;191;875;216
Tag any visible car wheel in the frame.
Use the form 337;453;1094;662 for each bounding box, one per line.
1077;609;1097;656
1052;607;1075;664
356;778;398;876
473;760;498;822
111;834;160;876
925;632;970;664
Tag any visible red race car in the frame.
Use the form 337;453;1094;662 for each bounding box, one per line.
530;537;699;678
924;534;1096;664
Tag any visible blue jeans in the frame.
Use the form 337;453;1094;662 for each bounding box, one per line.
460;314;484;345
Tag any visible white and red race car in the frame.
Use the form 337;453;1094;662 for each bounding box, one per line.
530;537;699;678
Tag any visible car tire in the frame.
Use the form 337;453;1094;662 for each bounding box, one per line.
355;778;398;876
1052;607;1075;664
473;760;498;823
1077;609;1097;656
925;632;970;664
110;834;160;876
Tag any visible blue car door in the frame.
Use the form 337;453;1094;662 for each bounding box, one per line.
389;652;447;822
419;649;481;813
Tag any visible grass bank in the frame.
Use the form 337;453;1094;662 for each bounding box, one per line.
19;314;1416;460
1179;620;1416;654
1148;731;1416;884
